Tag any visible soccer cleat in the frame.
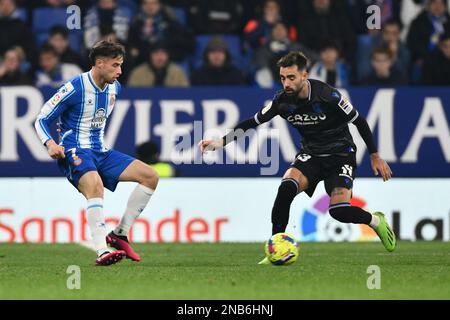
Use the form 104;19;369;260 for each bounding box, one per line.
106;232;141;262
95;250;126;266
258;257;270;265
372;212;396;252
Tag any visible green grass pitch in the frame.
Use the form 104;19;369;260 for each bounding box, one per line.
0;242;449;299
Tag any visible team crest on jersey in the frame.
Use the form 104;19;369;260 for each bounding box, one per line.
91;108;107;128
72;154;82;166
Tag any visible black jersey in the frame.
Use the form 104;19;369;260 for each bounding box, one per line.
254;79;359;156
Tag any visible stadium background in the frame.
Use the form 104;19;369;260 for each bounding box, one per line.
0;0;449;244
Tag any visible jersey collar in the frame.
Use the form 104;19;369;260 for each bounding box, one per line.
306;80;311;101
88;70;108;92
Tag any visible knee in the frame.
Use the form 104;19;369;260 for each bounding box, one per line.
277;179;299;196
141;168;159;190
83;177;104;199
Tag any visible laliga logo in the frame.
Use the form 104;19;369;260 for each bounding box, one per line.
300;195;376;242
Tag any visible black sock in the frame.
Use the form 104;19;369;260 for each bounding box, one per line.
328;203;372;224
271;179;299;234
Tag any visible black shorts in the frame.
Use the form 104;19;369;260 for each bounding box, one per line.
290;152;357;197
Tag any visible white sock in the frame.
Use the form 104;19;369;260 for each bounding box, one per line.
369;214;380;228
114;184;154;237
86;198;108;256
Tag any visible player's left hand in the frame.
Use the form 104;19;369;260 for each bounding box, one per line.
370;153;392;181
198;139;223;153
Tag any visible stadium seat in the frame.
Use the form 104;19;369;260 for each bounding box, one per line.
118;0;138;17
32;7;83;51
32;7;67;35
356;34;376;82
171;6;187;26
177;60;191;78
192;34;249;71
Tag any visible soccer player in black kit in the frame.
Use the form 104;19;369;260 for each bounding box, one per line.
199;52;396;264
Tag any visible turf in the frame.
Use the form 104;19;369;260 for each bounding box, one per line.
0;242;449;299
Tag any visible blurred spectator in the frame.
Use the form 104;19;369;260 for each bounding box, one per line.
362;46;407;86
400;0;450;39
83;0;131;50
47;26;86;70
407;0;450;64
187;0;243;34
128;0;195;64
0;46;32;85
297;0;356;62
309;40;349;87
401;0;428;39
191;36;246;86
358;19;411;82
422;33;450;85
253;22;315;88
380;19;411;78
244;0;296;50
0;0;37;63
0;0;24;19
35;44;82;87
128;41;189;87
136;141;177;177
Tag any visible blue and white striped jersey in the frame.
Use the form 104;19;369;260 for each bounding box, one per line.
35;70;121;151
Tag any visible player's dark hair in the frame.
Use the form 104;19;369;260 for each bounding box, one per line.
277;51;308;71
89;40;125;66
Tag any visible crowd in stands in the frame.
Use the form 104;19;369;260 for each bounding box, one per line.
0;0;449;88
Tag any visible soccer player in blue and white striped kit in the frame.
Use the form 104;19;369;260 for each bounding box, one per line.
35;40;158;266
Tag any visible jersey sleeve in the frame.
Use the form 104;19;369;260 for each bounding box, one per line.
34;81;77;145
254;93;280;124
329;89;359;123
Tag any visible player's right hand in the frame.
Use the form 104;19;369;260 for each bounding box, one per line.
46;140;65;159
198;139;223;153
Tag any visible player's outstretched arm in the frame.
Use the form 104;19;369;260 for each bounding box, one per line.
198;117;262;154
352;116;392;181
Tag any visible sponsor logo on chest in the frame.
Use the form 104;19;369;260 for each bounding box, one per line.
286;113;327;126
91;108;107;128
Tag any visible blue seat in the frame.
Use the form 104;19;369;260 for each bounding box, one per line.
177;60;191;78
118;0;138;17
193;34;249;71
32;7;67;34
33;7;83;51
171;6;187;26
356;34;376;82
